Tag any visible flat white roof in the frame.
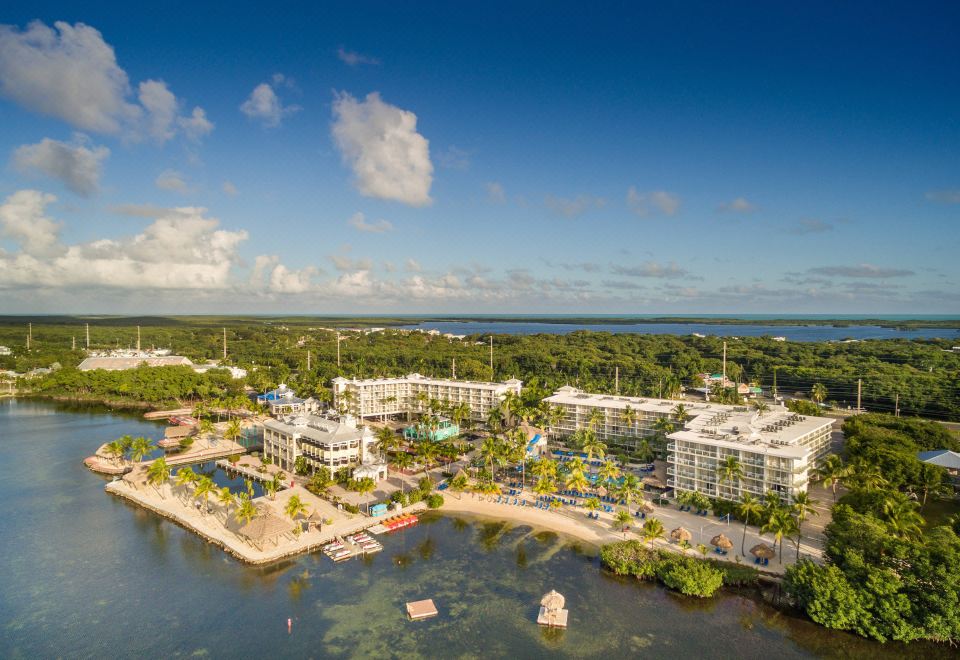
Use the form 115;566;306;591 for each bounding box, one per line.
334;373;521;390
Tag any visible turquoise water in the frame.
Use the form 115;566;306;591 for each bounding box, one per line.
0;399;947;658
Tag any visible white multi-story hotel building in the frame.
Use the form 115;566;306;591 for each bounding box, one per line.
542;386;833;502
331;373;522;424
262;413;386;480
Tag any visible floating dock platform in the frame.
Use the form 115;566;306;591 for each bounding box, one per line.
406;599;438;620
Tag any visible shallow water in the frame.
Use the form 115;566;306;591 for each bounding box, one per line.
0;399;946;658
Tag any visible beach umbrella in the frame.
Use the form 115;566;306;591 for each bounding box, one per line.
540;590;566;611
595;485;608;497
710;533;734;550
639;501;655;514
750;543;776;559
670;527;692;543
642;476;666;489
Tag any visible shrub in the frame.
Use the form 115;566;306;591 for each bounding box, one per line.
600;541;658;580
426;493;444;508
389;490;405;504
655;556;724;598
227;453;241;465
342;503;360;514
715;561;760;587
407;490;423;504
418;477;433;493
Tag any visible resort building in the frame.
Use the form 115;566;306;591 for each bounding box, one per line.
257;384;319;416
331;373;522;425
541;386;833;502
262;413;386;480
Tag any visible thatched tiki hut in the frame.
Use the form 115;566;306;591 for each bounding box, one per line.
239;513;293;550
750;543;776;560
670;527;692;543
639;501;655;514
710;533;734;551
538;590;569;628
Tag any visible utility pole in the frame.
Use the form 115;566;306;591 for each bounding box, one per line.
26;323;31;351
489;336;494;378
222;327;227;360
772;367;778;400
615;366;619;394
452;357;456;379
336;332;341;369
895;392;899;417
72;336;76;351
85;323;90;350
856;378;862;413
658;378;663;399
722;341;727;386
136;325;141;352
307;350;311;371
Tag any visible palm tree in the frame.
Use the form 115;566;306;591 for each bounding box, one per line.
816;455;850;501
917;465;945;508
761;507;796;564
882;494;925;538
486;407;504;434
753;400;770;416
449;473;469;500
671;403;690;424
737;493;764;556
621;405;638;436
105;439;126;466
641;517;665;545
614;509;632;537
480;436;502;480
285;494;309;524
717;456;743;497
790;491;819;560
217;486;236;517
544;405;566;433
584;497;601;515
234;494;257;527
129;436;155;463
193;475;216;514
847;461;888;492
450;402;472;431
581;433;607;463
146;457;170;497
354;477;376;513
565;470;590;494
810;383;828;405
393;451;414;492
597;460;621;487
614;474;643;514
374;426;396;459
224;419;242;445
652;416;676;460
533;476;557;499
587;408;605;431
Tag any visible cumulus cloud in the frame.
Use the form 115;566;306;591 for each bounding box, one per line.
268;263;319;293
155;170;189;194
717;197;757;213
347;211;393;233
925;189;960;204
331;254;373;272
807;264;914;278
545;194;605;218
336;46;380;67
178;106;214;141
240;78;300;128
331;91;433;206
611;262;692;279
12;135;109;196
626;187;680;217
0;21;211;143
0;190;248;290
486;182;506;204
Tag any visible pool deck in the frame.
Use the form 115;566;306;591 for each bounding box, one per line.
105;475;425;565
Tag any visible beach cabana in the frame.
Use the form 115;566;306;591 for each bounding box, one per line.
239;513;293;550
750;543;776;560
710;533;734;551
670;527;692;543
308;509;325;531
642;476;666;489
538;590;569;628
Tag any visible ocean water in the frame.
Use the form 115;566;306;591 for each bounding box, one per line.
398;321;960;341
0;399;946;659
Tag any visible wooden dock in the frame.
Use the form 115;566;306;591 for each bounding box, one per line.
406;599;438;620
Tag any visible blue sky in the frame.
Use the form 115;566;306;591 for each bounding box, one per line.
0;2;957;313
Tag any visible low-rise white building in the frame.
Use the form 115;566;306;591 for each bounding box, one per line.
257;384;318;416
262;413;382;477
332;373;522;424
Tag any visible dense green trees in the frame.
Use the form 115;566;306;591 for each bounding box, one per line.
600;540;743;598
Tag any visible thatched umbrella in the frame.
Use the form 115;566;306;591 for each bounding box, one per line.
308;509;325;531
642;476;666;489
639;501;655;514
670;527;692;543
710;533;734;551
239;513;293;549
540;590;565;611
750;543;776;559
595;485;608;498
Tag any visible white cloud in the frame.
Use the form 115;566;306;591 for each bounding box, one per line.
405;258;422;273
0;189;62;256
486;182;506;204
155;170;189;194
268;263;318;293
0;21;211;143
0;191;248;290
545;194;605;218
178;106;214;141
347;211;393;233
807;264;914;278
611;262;692;279
331;91;433;206
12;135;109;196
108;203;173;218
626;187;680;217
717;197;757;213
331;254;373;272
222;181;238;196
336;46;380;67
240;80;299;128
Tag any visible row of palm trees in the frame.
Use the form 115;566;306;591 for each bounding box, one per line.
105;434;156;465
